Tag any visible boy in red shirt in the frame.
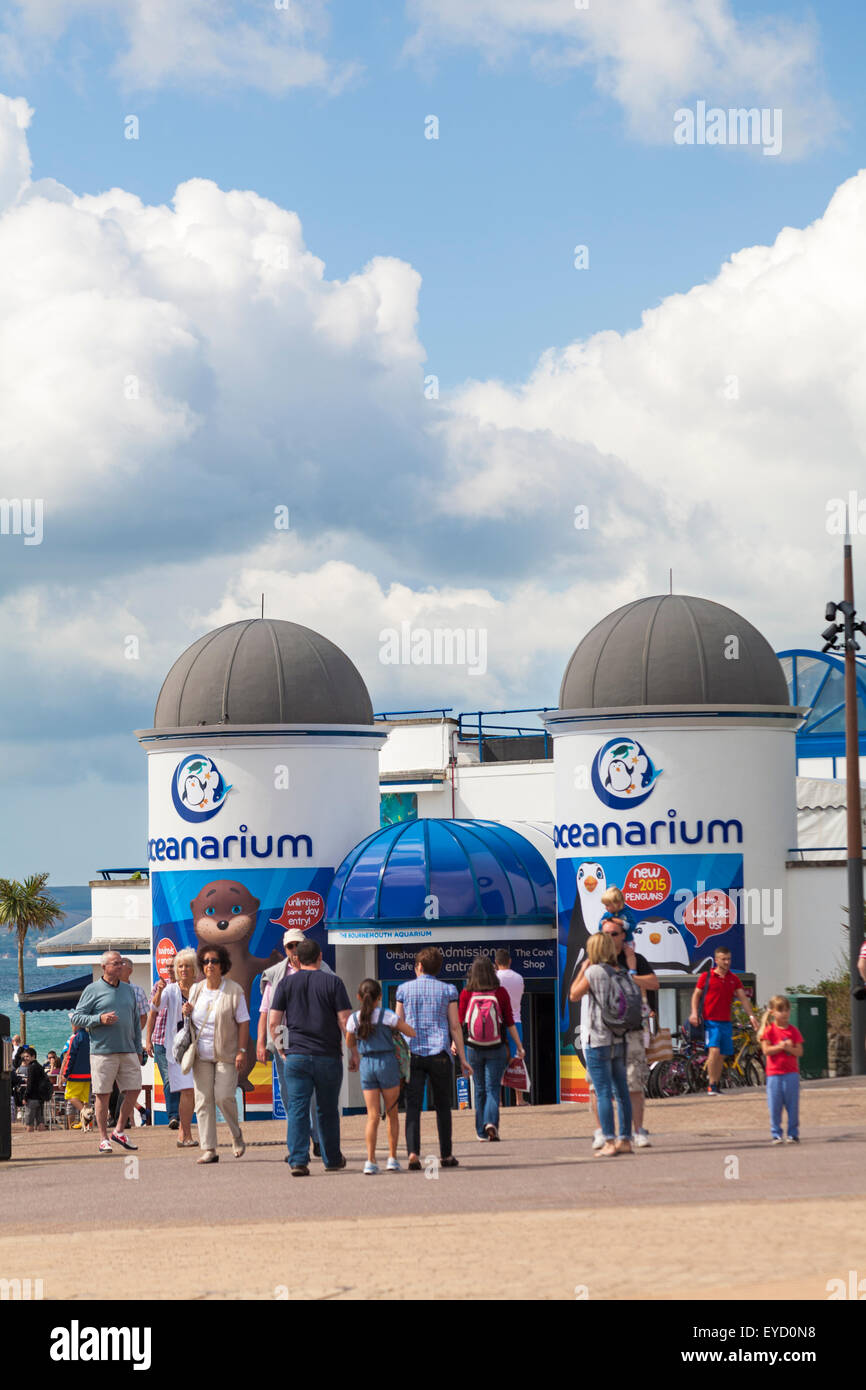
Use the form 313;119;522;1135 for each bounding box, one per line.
759;995;803;1144
689;946;758;1095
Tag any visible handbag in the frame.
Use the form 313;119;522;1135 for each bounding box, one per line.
645;1028;673;1063
502;1055;531;1092
173;985;216;1074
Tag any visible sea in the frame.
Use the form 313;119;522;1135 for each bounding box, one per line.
0;886;93;1056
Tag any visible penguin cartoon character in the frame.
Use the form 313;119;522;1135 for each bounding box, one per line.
631;918;711;977
604;759;633;794
561;861;607;1049
182;774;209;809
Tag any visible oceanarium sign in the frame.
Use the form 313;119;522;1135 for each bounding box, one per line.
147;825;314;863
553;811;743;851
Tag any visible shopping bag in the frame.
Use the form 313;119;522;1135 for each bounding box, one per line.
502;1056;531;1092
645;1028;673;1063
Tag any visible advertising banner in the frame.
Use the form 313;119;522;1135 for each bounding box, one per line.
557;851;744;1101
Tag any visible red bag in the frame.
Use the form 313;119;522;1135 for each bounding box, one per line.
502;1056;530;1092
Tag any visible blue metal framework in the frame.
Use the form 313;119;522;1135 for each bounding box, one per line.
777;649;866;765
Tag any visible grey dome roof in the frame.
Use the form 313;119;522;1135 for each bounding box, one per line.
559;595;789;709
154;619;373;727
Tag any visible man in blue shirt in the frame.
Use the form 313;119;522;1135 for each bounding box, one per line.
72;950;142;1155
395;946;472;1170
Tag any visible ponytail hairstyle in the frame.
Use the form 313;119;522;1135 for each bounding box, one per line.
758;994;789;1040
356;978;382;1041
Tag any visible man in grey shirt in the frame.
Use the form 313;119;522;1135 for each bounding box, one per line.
72;950;142;1155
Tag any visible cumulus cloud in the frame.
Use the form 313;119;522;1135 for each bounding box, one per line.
0;0;357;94
0;94;32;210
405;0;838;157
1;97;864;775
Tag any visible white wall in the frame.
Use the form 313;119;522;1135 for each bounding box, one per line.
90;881;151;943
784;861;851;989
379;720;453;775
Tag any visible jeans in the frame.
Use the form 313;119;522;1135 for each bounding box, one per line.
767;1072;800;1139
284;1054;342;1168
153;1043;179;1123
404;1051;454;1158
585;1042;632;1141
273;1051;321;1150
466;1043;509;1136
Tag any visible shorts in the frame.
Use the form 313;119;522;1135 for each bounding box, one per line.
625;1031;649;1091
90;1053;142;1096
64;1080;91;1104
704;1020;733;1055
359;1052;401;1092
23;1099;44;1125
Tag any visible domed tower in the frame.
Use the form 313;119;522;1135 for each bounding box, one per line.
136;618;386;1115
544;594;804;1103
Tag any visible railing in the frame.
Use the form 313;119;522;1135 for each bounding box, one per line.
373;708;454;720
97;868;150;880
458;707;555;763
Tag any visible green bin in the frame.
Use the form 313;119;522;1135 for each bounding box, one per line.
786;994;828;1079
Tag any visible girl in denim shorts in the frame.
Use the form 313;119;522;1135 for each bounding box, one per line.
346;979;415;1175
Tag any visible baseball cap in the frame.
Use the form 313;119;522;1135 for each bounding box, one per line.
283;929;307;946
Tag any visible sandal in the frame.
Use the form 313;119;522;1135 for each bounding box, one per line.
176;1139;197;1147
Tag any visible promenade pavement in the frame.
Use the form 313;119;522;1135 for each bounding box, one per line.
2;1078;864;1300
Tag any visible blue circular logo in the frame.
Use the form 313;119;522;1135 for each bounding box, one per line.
171;755;232;824
591;738;662;810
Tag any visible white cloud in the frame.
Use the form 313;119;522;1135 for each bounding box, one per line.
0;97;865;762
0;95;32;210
0;0;357;94
405;0;838;157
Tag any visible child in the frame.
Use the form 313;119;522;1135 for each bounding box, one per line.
758;995;803;1145
599;886;637;944
345;979;416;1175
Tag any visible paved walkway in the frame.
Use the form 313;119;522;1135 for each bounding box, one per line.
2;1079;864;1299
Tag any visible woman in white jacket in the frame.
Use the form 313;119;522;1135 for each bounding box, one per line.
183;943;250;1165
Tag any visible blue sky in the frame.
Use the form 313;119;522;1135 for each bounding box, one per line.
1;0;865;879
16;0;866;386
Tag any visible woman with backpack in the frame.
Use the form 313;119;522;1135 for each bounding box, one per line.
568;932;638;1156
458;954;524;1142
345;978;416;1174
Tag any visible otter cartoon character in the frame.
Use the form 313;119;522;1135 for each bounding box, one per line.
190;879;281;1088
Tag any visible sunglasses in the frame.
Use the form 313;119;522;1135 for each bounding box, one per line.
202;957;220;966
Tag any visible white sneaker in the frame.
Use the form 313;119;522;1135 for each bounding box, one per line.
592;1129;606;1151
386;1157;401;1171
363;1160;379;1175
634;1131;651;1148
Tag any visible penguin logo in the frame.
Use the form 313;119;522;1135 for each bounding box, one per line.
171;754;232;824
591;738;662;810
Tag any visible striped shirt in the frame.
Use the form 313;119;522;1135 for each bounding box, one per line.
396;974;458;1056
149;980;168;1046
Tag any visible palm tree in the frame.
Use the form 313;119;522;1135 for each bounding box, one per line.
0;874;65;1043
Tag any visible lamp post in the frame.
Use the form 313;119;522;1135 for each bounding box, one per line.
821;518;866;1074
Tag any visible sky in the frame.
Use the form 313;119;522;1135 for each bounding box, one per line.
0;0;865;880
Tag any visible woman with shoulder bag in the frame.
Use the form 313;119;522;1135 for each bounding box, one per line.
345;978;416;1175
569;932;633;1156
458;954;523;1143
150;948;198;1146
182;944;250;1165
